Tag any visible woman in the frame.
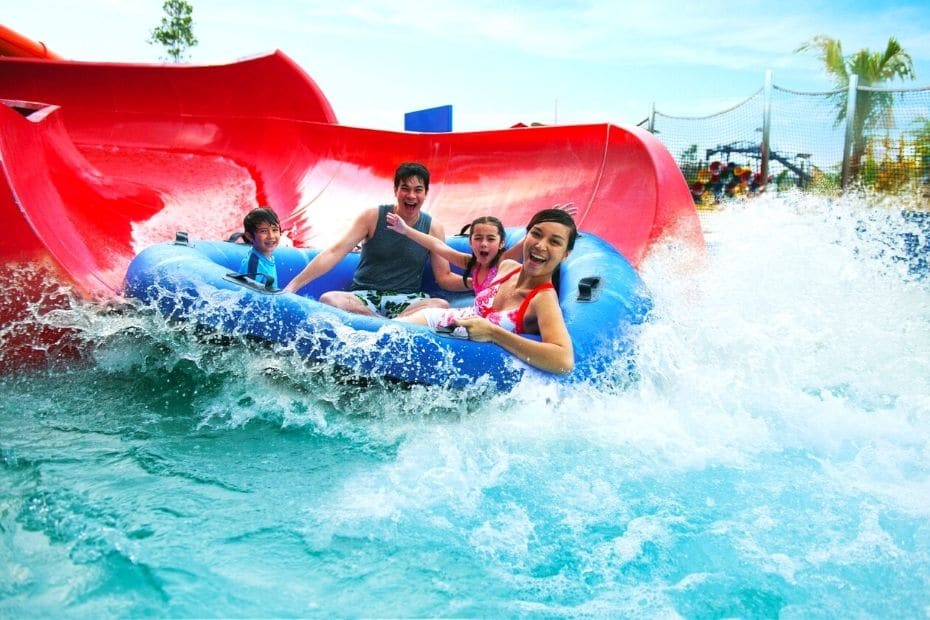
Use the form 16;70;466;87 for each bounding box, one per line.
397;208;576;374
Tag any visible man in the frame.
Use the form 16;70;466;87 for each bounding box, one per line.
283;162;462;318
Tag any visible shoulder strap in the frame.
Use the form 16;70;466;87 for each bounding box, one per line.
515;283;555;334
247;251;260;275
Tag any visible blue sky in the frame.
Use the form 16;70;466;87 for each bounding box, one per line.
5;0;930;131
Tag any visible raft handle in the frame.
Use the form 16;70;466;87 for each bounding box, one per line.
576;276;601;302
225;272;281;294
174;231;190;246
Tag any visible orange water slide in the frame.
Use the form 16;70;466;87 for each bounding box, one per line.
0;46;702;368
0;24;61;59
0;50;700;292
0;51;339;297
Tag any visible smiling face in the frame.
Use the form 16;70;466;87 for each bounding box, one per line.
469;222;505;266
393;175;427;224
522;220;572;276
248;220;281;258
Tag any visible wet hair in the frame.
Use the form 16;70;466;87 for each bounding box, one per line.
393;162;430;191
525;208;578;295
526;208;578;251
242;207;280;241
458;216;506;288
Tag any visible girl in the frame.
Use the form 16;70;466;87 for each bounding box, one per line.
396;209;576;374
386;212;508;294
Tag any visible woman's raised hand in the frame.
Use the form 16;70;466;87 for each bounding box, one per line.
553;202;577;217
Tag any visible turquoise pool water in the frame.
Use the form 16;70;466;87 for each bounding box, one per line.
2;192;929;618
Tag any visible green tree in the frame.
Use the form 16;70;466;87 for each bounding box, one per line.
149;0;198;63
678;144;700;184
796;35;915;183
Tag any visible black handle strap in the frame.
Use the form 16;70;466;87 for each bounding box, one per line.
577;276;601;302
225;272;278;292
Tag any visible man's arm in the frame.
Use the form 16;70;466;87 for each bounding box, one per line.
283;209;377;294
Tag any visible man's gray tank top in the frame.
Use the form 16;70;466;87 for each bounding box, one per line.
351;204;433;293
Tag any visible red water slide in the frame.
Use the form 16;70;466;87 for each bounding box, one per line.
0;35;701;367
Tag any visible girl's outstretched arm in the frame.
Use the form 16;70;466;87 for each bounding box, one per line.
385;211;471;269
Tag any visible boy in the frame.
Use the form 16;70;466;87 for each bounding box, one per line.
239;207;281;287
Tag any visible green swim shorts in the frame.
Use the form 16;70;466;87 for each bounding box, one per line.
351;289;428;319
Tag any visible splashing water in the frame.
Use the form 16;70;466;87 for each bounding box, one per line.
1;191;929;617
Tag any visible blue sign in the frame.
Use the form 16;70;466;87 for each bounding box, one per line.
404;105;453;132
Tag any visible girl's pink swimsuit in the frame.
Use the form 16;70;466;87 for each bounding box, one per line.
471;264;498;294
424;266;554;334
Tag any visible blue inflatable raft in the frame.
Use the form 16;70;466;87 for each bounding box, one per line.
124;230;651;391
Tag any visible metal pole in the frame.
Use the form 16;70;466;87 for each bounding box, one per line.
841;74;859;189
761;69;772;189
648;102;655;133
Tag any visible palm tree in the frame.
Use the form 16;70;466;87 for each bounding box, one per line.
797;36;915;183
